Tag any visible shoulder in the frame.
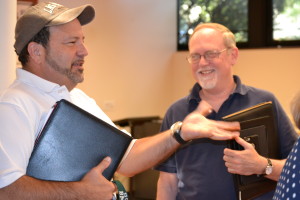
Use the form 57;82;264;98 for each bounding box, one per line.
0;80;47;113
70;88;98;106
246;86;276;99
235;75;277;101
70;88;98;112
70;88;92;99
70;88;115;126
237;79;278;103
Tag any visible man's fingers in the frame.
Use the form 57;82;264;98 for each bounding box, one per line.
195;100;213;116
94;157;112;173
213;120;241;131
210;128;240;140
234;136;254;150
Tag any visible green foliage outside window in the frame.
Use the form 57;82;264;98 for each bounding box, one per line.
273;0;300;41
178;0;300;49
178;0;248;46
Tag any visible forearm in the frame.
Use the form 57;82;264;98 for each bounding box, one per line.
0;175;81;200
118;130;180;177
156;172;178;200
0;156;116;200
118;105;240;177
157;185;176;200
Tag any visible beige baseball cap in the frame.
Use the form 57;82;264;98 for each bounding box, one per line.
14;2;95;55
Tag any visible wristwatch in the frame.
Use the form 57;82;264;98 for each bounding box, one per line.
170;121;189;144
265;158;273;175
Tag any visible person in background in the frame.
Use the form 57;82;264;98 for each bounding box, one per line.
0;3;240;200
273;92;300;200
154;22;298;200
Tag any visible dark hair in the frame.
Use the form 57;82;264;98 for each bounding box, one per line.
18;26;50;66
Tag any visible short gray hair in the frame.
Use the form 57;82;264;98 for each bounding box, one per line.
189;23;236;49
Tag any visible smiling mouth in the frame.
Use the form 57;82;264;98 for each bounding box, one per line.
198;69;215;75
72;60;84;67
71;61;84;73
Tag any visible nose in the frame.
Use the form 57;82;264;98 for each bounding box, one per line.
198;55;209;65
77;42;88;57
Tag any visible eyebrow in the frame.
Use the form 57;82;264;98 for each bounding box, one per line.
63;36;85;42
191;50;218;54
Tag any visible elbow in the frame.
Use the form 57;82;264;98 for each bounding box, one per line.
116;168;137;178
117;162;145;177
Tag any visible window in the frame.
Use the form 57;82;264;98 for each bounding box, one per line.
273;0;300;42
178;0;300;50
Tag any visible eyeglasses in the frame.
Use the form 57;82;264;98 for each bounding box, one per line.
186;48;228;64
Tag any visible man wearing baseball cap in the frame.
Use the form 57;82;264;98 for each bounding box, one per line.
0;2;240;199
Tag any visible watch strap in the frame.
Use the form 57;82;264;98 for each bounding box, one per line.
265;158;273;175
267;158;272;166
171;121;188;144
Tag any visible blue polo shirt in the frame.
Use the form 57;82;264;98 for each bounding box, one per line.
155;76;297;200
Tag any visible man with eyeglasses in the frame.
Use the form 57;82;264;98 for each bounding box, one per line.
154;23;298;200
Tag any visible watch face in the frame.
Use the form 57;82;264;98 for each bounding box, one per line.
266;166;273;175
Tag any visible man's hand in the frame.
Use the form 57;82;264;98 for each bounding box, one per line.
180;101;240;141
0;157;117;200
223;137;266;175
80;157;117;199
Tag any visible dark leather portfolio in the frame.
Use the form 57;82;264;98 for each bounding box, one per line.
26;99;133;181
222;101;279;200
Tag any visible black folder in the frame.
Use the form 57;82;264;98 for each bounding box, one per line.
222;101;279;200
26;99;133;181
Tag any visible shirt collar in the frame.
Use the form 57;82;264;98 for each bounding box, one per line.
16;68;68;93
188;75;249;104
233;75;249;95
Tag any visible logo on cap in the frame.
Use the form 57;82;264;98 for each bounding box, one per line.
43;2;61;14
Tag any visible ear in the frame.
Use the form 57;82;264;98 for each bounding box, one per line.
229;47;239;65
27;42;44;63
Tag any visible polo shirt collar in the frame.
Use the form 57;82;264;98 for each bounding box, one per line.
233;75;249;95
187;75;249;104
16;68;68;93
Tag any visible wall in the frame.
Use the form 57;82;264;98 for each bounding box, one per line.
40;0;176;121
235;48;300;118
0;1;16;93
27;1;300;121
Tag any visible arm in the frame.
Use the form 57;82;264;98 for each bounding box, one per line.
0;157;116;200
223;136;285;181
118;101;240;176
156;172;178;200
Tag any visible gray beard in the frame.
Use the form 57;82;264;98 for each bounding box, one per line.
199;77;216;90
45;54;84;84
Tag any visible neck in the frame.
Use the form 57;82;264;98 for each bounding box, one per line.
66;83;76;91
199;80;236;112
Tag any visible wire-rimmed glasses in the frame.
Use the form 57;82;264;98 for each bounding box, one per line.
186;48;228;64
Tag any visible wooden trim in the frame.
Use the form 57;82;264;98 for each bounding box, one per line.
17;0;37;19
17;0;37;5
